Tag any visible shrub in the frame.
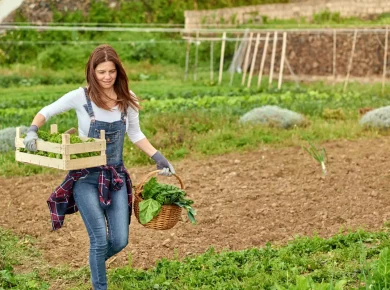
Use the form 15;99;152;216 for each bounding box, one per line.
360;106;390;129
322;108;346;120
37;45;91;70
239;105;306;129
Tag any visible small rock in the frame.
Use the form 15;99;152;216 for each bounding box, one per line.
162;238;171;247
370;191;378;197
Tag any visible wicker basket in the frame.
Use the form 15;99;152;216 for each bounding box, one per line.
134;170;184;230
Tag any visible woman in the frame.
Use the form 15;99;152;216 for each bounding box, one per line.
23;44;175;290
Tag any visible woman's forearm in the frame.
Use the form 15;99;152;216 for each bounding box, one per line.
31;113;47;129
134;138;158;157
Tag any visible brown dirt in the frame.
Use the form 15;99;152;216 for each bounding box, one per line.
1;137;390;273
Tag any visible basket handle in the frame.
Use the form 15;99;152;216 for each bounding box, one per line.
135;170;185;195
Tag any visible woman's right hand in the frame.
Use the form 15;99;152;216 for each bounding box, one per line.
23;126;39;152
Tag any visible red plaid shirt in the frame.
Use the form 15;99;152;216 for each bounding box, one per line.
47;165;132;230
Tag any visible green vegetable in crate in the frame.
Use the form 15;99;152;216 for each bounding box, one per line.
20;130;99;159
139;177;196;225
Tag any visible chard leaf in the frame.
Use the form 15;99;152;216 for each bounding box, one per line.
139;199;161;224
174;201;197;224
142;177;160;199
187;210;197;224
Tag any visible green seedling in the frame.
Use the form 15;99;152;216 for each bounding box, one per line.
303;141;328;176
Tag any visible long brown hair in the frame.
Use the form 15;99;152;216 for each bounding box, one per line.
85;44;140;111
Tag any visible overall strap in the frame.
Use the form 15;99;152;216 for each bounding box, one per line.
120;108;127;124
82;87;96;122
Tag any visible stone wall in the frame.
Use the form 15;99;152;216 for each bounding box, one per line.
185;0;390;29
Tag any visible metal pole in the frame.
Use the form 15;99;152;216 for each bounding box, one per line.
194;31;199;82
343;30;358;92
184;40;190;81
210;41;214;82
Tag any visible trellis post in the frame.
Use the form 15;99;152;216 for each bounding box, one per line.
257;32;270;88
241;32;253;85
269;31;278;88
277;32;287;90
218;32;227;85
247;33;261;88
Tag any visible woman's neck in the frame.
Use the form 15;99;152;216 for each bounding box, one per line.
103;87;115;96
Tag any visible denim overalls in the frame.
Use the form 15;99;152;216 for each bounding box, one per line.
73;88;130;290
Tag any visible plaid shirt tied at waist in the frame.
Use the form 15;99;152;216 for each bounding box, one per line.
47;165;132;231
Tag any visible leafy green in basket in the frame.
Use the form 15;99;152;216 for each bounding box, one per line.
139;199;161;225
139;177;196;225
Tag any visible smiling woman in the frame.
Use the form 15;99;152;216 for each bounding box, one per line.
20;43;177;290
85;45;138;112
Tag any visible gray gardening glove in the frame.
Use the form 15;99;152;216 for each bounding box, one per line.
151;151;175;177
23;125;39;152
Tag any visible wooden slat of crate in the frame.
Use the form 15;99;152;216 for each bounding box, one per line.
66;141;105;154
15;151;65;169
64;155;107;170
15;152;107;170
15;138;63;154
15;138;105;154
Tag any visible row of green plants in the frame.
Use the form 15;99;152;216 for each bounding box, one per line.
1;88;388;130
1;80;389;177
0;108;383;177
3;226;390;289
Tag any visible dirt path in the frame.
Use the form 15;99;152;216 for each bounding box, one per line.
1;137;390;271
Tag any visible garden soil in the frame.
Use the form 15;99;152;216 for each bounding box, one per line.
2;137;390;273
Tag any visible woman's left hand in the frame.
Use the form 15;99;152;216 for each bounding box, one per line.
151;151;176;176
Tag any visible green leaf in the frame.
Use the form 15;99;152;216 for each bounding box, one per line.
334;280;347;290
187;209;197;224
142;177;160;199
378;247;390;277
139;199;161;225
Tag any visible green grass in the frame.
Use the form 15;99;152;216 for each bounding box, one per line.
3;226;390;289
0;110;385;177
0;228;49;289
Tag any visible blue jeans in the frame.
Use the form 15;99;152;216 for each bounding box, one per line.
73;172;130;290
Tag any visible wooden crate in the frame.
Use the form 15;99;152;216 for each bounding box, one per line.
15;124;107;170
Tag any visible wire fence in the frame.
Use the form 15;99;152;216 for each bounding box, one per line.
1;24;390;34
1;24;390;91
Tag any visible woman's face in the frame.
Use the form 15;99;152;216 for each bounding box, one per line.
95;61;117;90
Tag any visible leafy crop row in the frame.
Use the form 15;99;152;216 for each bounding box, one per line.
2;90;390;129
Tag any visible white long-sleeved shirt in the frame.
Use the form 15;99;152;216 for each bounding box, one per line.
38;87;146;143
